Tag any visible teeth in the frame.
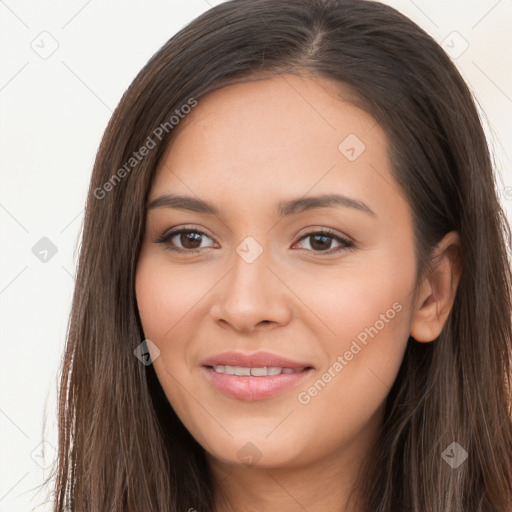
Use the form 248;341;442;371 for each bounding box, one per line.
212;365;304;376
224;365;235;375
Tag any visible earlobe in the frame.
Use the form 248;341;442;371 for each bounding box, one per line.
409;231;463;343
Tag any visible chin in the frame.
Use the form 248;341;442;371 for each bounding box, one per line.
202;433;309;469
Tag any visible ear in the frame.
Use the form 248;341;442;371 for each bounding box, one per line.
410;231;463;343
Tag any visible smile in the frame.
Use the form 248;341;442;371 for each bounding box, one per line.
211;365;306;376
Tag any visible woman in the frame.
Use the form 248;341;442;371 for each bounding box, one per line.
53;0;512;510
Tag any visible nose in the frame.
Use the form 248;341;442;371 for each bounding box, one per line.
209;244;292;334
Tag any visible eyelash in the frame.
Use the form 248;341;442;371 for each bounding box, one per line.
155;227;354;255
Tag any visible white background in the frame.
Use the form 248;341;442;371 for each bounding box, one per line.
0;1;511;510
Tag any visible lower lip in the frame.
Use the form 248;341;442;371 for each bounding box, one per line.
202;366;314;401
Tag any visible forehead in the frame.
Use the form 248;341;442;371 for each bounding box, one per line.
150;73;406;219
161;73;381;162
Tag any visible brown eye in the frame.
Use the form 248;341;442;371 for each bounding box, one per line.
176;231;204;250
294;230;353;253
156;229;215;252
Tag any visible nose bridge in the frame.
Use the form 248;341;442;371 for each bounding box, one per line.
228;236;274;308
231;237;269;295
211;235;291;332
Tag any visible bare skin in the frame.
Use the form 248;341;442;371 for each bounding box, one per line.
135;73;461;511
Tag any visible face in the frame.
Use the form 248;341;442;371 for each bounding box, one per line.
135;74;418;471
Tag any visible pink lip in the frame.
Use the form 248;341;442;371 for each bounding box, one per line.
200;351;313;369
200;351;315;401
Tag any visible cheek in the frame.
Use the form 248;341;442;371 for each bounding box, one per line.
291;252;413;406
289;253;413;346
293;281;411;447
135;256;210;342
135;256;209;428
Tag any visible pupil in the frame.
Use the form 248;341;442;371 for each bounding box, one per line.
182;232;201;249
311;234;330;251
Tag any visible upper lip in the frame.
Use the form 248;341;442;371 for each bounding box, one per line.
201;351;314;369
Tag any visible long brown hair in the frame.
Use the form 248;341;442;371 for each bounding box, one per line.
51;0;512;510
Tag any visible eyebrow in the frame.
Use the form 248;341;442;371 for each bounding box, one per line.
148;193;376;217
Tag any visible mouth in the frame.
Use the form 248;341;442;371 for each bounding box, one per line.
200;351;315;401
209;364;311;376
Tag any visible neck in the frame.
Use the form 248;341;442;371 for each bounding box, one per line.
210;453;358;512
